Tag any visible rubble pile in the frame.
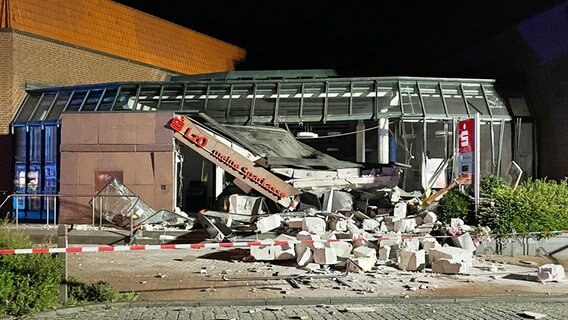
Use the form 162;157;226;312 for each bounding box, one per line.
206;187;492;276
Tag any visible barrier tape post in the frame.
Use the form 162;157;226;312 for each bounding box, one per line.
58;224;68;303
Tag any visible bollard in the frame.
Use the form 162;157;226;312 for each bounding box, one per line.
58;224;68;303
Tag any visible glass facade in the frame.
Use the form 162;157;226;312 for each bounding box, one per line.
11;75;534;222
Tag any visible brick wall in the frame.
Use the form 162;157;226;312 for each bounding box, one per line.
0;32;14;133
1;31;172;134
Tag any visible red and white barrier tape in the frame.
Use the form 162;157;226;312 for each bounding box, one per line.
0;236;410;255
1;230;567;255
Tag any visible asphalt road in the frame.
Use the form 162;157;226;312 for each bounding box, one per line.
23;301;568;320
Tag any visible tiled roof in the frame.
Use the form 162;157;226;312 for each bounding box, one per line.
1;0;246;74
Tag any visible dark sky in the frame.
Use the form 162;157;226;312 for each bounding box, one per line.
115;0;562;77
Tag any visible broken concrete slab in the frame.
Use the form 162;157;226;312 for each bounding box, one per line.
537;264;566;282
397;249;425;271
346;256;376;272
296;246;314;267
423;211;437;224
327;241;353;259
362;219;381;231
432;258;468;274
255;214;283;233
452;232;476;253
428;246;473;269
394;218;417;233
353;246;376;258
313;246;338;265
393;202;407;219
286;217;304;229
378;245;391;261
302;217;327;234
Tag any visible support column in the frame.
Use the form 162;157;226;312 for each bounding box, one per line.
377;118;390;164
356;121;366;162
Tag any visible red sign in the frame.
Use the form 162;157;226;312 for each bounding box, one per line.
168;116;300;201
458;118;474;154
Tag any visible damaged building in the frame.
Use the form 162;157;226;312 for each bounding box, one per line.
9;70;534;231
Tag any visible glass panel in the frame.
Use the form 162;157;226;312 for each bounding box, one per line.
204;85;230;121
399;82;422;116
80;89;104;112
253;84;277;123
479;123;497;177
425;121;448;188
14;126;26;163
376;82;401;116
302;83;325;121
419;82;446;116
500;123;513;178
65;90;88;112
227;84;253;123
327;82;351;120
46;91;71;120
483;84;509;117
158;85;184;111
15;93;41;122
112;85;138;111
45;125;58;162
508;96;531;117
97;88;118;111
181;84;208;112
442;83;468;116
352;81;377;117
28;126;42;163
31;92;56;121
517;122;534;179
395;120;424;191
462;83;490;116
135;85;160;111
277;83;301;123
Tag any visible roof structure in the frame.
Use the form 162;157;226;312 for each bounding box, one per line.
0;0;246;74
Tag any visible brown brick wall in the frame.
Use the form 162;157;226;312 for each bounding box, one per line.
1;31;172;134
0;32;14;133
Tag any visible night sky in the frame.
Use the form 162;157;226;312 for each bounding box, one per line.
114;0;561;77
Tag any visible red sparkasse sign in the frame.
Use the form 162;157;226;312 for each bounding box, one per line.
458;118;474;154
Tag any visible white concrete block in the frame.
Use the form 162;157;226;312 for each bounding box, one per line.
327;241;353;259
314;247;338;265
353;246;376;258
302;217;327;234
321;231;337;241
432;258;468;274
423;211;437;224
401;237;420;251
428;247;472;269
250;245;274;261
362;219;380;231
397;249;425;271
394;218;417;233
452;232;476;253
346;256;377;272
537;264;566;282
255;214;282;233
421;237;441;253
393;202;407;219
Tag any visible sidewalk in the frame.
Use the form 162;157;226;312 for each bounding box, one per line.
67;246;568;302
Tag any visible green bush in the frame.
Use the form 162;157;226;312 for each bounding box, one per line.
437;187;475;224
478;178;568;235
0;220;61;316
68;278;135;304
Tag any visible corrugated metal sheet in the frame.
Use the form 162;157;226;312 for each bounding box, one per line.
2;0;246;74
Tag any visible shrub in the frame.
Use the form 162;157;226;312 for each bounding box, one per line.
477;178;568;235
68;278;135;304
0;220;61;316
437;187;475;224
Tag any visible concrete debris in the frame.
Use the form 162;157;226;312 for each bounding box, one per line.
256;214;283;233
537;264;566;282
432;258;468;274
340;307;376;313
397;249;426;271
302;217;327;234
518;311;547;319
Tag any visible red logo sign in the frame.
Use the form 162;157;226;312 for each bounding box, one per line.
458;118;474;154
